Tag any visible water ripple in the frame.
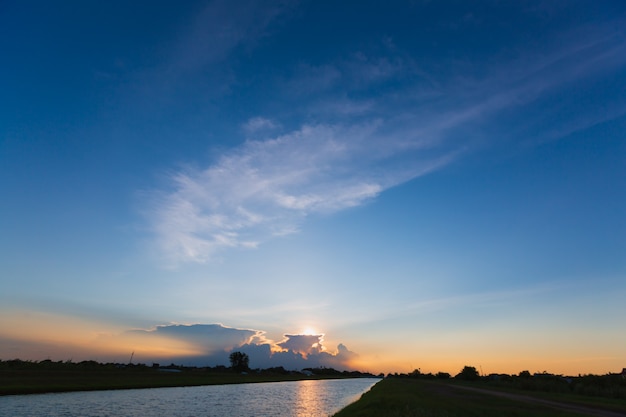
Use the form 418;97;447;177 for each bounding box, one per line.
0;378;379;417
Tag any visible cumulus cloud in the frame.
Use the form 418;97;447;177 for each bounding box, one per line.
231;332;359;370
119;323;358;370
277;334;324;356
237;341;359;370
127;324;262;353
0;319;358;370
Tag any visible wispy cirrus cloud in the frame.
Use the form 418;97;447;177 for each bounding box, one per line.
242;116;280;134
145;15;626;265
148;121;455;265
168;0;293;73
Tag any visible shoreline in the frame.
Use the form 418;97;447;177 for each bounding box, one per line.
332;378;626;417
0;362;376;396
1;374;369;396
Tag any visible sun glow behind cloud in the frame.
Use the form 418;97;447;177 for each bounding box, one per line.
2;1;625;378
1;283;624;375
0;307;358;370
300;327;319;336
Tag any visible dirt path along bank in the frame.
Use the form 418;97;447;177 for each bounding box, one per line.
451;385;626;417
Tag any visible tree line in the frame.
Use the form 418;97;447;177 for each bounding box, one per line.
390;365;626;399
0;355;378;378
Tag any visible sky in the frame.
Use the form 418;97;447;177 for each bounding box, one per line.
1;1;625;376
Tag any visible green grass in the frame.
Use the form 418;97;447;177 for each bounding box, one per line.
0;365;349;396
332;378;625;417
453;381;626;414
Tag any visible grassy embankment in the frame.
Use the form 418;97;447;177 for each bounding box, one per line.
333;378;626;417
0;361;358;396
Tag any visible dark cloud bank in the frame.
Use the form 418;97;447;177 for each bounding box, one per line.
128;324;358;370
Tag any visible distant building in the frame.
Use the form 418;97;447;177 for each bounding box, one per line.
621;368;626;379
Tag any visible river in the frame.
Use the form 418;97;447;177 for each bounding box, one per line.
0;378;379;417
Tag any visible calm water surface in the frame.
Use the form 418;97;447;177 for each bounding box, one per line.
0;378;379;417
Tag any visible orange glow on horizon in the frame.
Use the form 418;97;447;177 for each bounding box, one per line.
2;307;624;376
0;308;206;363
350;348;626;377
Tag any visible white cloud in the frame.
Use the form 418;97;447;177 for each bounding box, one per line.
236;338;359;370
242;117;279;134
278;334;324;356
149;120;453;265
146;17;626;266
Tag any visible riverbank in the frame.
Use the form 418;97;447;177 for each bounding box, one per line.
0;360;373;396
332;378;626;417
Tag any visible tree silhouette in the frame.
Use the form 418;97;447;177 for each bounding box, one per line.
455;365;480;380
229;351;250;373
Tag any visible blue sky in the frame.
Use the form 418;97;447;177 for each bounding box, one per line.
1;1;625;374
